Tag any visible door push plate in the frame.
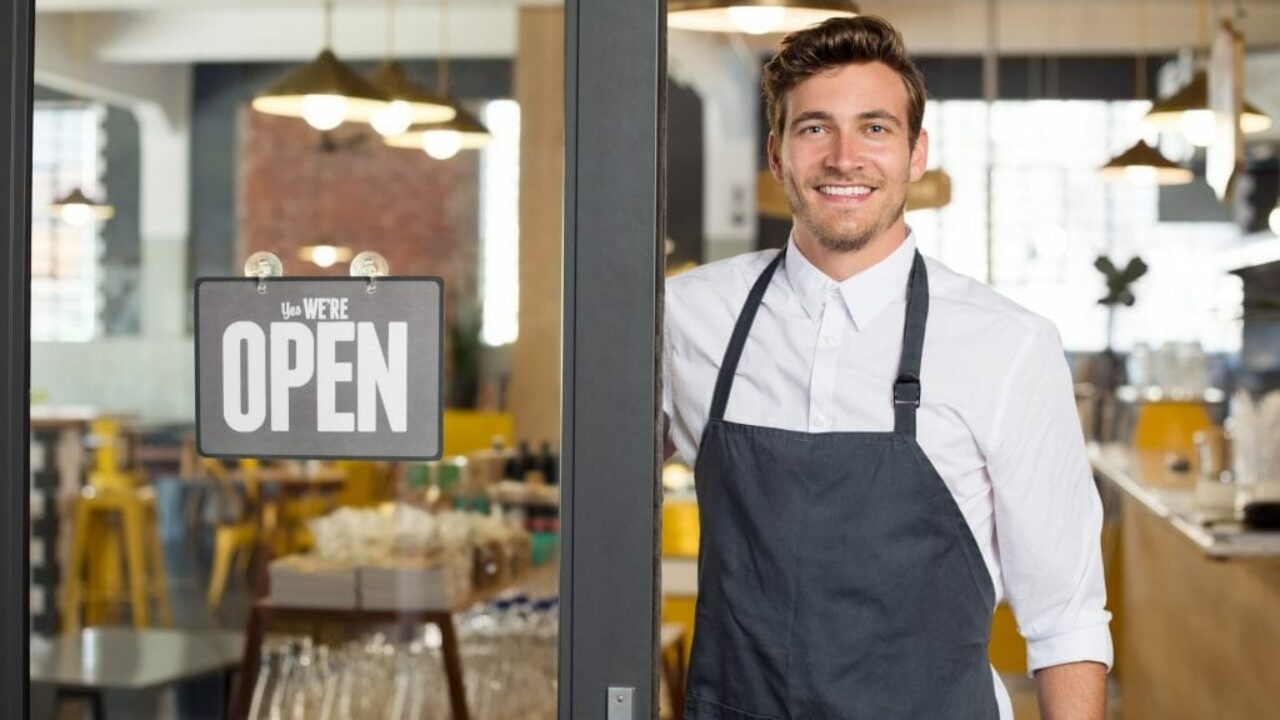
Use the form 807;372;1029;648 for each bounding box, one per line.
607;687;634;720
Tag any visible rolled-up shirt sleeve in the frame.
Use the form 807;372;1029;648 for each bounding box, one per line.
986;321;1113;674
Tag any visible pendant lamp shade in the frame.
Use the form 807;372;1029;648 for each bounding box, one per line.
49;187;114;226
384;105;491;158
368;61;457;136
252;49;392;129
668;0;858;34
1143;69;1273;140
1099;139;1194;185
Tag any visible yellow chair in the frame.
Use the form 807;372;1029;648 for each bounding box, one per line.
204;458;261;610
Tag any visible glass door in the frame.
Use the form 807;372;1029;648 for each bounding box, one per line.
3;0;666;717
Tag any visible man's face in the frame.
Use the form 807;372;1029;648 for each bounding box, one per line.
768;61;928;254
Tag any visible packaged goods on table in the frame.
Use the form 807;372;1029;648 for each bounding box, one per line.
268;555;358;609
267;502;532;609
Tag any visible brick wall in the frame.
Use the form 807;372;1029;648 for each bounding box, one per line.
238;109;479;302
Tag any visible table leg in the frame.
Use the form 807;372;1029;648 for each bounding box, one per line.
249;500;279;600
435;615;471;720
102;687;160;719
233;606;266;719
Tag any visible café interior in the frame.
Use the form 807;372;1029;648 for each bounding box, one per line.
21;0;1280;718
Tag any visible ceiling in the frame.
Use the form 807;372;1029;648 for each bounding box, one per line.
31;0;1280;64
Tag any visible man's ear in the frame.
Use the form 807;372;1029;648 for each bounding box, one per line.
908;128;929;182
767;131;784;183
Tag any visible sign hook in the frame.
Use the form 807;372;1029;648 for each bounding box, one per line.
243;251;284;294
350;251;390;294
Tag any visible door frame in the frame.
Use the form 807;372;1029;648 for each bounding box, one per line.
2;0;35;717
560;0;667;717
2;0;668;717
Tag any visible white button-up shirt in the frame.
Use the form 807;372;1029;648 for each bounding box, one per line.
663;231;1112;717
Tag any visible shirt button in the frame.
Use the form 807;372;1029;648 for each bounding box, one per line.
814;413;828;426
823;334;839;346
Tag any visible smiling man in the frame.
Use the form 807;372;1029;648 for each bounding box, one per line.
663;15;1112;720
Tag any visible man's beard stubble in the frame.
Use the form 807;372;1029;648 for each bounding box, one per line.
783;170;906;254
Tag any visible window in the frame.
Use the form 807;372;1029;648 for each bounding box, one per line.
30;102;104;342
479;99;521;347
908;99;1241;353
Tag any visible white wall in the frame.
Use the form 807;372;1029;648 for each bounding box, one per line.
32;339;195;423
33;13;194;423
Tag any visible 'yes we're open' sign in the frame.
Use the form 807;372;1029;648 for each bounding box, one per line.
196;277;443;460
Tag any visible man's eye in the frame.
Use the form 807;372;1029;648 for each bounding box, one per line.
868;124;886;133
800;125;823;134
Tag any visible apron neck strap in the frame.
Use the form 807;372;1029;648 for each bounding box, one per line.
709;246;787;421
893;252;929;436
708;244;930;438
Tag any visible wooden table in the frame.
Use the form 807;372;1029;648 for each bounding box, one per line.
30;627;243;719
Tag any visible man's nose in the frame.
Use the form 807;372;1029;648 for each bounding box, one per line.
824;132;865;175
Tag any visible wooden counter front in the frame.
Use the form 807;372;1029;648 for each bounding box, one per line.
1093;447;1280;719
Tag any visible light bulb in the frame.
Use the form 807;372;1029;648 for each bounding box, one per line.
302;94;348;131
1123;165;1157;184
1270;206;1280;236
1242;111;1273;135
422;130;462;160
1181;109;1216;147
311;245;339;268
59;203;92;227
370;100;413;137
727;6;786;34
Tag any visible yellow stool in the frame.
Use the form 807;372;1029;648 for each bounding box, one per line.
62;486;172;633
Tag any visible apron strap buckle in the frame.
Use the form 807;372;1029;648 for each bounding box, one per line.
893;375;921;407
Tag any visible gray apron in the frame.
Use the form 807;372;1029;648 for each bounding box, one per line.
684;247;999;720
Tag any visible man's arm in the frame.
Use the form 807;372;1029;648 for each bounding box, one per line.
1035;661;1107;720
980;321;1114;707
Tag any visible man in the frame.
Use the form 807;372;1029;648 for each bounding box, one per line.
663;15;1111;720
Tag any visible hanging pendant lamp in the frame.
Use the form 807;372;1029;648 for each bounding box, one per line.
367;0;456;137
382;0;490;159
1100;140;1195;185
1100;0;1190;185
252;0;391;131
1143;70;1273;146
49;187;114;226
385;106;491;158
368;61;457;136
668;0;859;35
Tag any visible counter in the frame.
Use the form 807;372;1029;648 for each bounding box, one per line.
1090;443;1280;559
1089;443;1280;720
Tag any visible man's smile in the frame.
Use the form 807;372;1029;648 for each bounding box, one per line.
814;183;878;204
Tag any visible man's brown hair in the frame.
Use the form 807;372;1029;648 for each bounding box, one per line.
763;15;926;147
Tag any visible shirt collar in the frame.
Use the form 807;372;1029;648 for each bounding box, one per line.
783;229;918;331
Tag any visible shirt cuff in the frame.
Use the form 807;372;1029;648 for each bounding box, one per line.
1025;623;1114;676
